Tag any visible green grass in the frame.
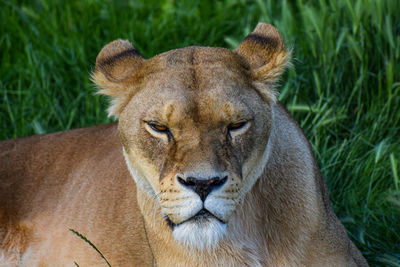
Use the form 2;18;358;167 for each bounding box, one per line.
1;0;399;265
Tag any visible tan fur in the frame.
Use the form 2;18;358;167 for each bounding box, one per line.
0;23;367;266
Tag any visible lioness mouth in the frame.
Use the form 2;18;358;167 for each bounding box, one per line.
166;209;225;229
192;209;214;222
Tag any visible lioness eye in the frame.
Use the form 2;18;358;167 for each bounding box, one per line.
228;121;247;131
148;122;169;133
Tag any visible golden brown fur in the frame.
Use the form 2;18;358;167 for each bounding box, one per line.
0;23;367;266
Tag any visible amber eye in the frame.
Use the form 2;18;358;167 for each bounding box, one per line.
228;121;247;131
148;122;169;133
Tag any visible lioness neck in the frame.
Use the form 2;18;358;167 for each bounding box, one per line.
136;103;330;267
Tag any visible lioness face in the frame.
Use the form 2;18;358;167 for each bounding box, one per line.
94;23;289;249
118;47;272;249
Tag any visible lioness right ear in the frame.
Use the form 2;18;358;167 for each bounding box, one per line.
236;23;291;87
93;39;145;117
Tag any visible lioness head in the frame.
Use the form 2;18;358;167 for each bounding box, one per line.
93;23;290;250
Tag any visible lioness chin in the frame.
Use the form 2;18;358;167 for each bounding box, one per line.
0;23;367;266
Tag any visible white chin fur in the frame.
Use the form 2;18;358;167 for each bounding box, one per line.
172;218;227;251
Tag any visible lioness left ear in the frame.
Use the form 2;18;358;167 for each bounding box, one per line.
92;39;145;117
236;23;291;87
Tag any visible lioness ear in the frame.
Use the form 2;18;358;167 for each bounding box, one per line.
92;39;145;117
236;23;291;86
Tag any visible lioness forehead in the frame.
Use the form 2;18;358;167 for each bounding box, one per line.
154;46;249;71
133;47;260;124
125;46;260;124
136;46;252;89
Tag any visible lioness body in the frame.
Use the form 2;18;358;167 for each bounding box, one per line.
0;123;153;266
0;23;367;266
0;105;365;266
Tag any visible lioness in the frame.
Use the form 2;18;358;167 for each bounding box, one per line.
0;23;367;266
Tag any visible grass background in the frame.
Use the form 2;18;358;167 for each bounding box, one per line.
1;0;399;265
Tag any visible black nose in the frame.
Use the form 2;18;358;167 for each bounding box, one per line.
177;175;228;201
